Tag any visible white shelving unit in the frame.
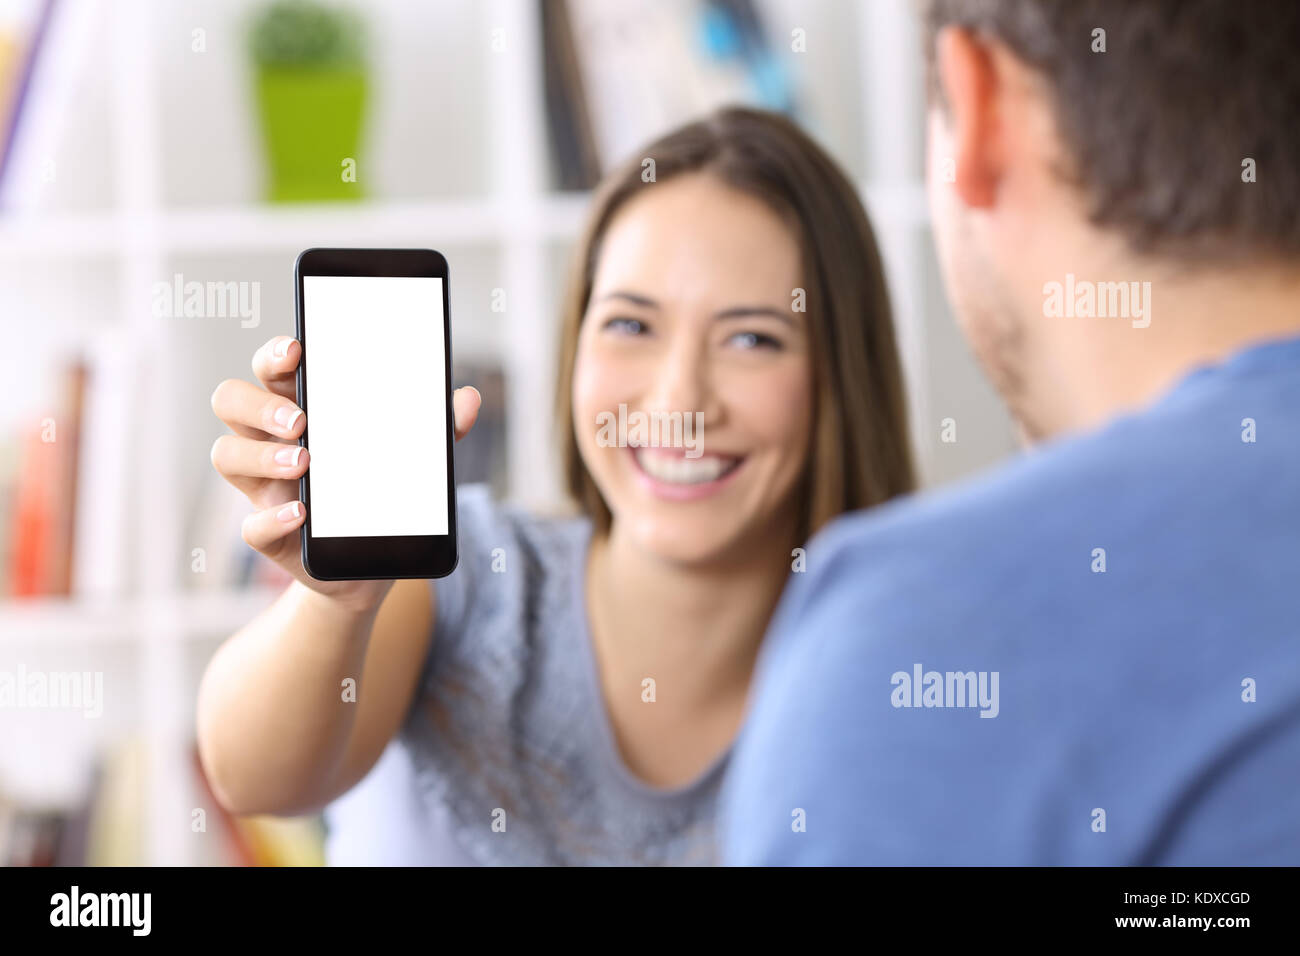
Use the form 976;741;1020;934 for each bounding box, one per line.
1;0;1000;865
0;184;928;258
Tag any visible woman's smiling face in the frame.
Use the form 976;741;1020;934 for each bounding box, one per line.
572;172;815;565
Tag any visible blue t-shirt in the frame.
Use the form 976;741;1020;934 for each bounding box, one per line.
721;334;1300;865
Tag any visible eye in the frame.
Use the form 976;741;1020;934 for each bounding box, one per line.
726;330;782;351
602;317;649;336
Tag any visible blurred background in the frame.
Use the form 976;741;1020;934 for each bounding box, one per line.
0;0;1016;865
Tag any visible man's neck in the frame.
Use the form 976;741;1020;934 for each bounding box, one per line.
1021;257;1300;442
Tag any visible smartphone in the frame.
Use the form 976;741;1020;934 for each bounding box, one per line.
294;248;458;580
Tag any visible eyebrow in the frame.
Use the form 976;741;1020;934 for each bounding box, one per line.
593;290;796;326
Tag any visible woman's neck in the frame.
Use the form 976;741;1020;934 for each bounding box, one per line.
585;513;800;710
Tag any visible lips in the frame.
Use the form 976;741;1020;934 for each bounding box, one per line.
626;444;746;506
632;447;740;485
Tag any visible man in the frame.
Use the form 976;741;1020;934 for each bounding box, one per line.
721;0;1300;864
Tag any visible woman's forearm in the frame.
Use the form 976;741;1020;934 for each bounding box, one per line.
196;580;385;815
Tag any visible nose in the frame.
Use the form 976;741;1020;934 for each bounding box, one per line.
640;328;716;423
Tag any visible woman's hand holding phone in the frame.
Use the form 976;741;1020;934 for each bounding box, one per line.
210;334;480;612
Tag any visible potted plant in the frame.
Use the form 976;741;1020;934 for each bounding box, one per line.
249;0;368;202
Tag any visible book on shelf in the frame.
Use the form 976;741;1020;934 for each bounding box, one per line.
540;0;797;190
7;359;84;598
0;799;65;866
83;735;145;866
7;425;57;597
1;0;103;212
0;0;54;191
2;347;136;600
0;736;137;866
51;758;95;866
539;0;601;191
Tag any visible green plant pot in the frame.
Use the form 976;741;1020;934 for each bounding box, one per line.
254;66;367;202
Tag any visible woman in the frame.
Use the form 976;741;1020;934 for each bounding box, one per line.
197;106;915;865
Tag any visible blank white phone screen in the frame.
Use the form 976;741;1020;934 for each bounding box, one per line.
303;274;448;537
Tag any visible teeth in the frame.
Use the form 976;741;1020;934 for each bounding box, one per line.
634;449;737;485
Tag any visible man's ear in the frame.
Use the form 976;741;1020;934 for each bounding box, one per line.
934;26;1001;209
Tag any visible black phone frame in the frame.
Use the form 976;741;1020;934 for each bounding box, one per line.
294;247;459;580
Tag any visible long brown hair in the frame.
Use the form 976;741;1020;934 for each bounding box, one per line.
555;106;916;542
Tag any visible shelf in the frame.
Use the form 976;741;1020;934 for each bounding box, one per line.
163;194;593;252
0;587;282;645
0;194;593;259
0;210;123;259
0;184;927;260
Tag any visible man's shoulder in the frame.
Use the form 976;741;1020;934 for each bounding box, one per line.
755;385;1295;755
802;372;1284;600
800;414;1148;600
816;340;1300;584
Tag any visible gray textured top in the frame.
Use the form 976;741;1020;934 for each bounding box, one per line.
395;484;728;865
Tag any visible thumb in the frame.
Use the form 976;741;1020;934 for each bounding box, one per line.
452;386;482;441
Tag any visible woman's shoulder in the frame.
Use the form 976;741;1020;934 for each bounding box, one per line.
452;482;590;579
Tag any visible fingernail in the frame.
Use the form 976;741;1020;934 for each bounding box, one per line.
274;405;302;431
277;502;302;522
274;446;303;467
274;338;294;358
